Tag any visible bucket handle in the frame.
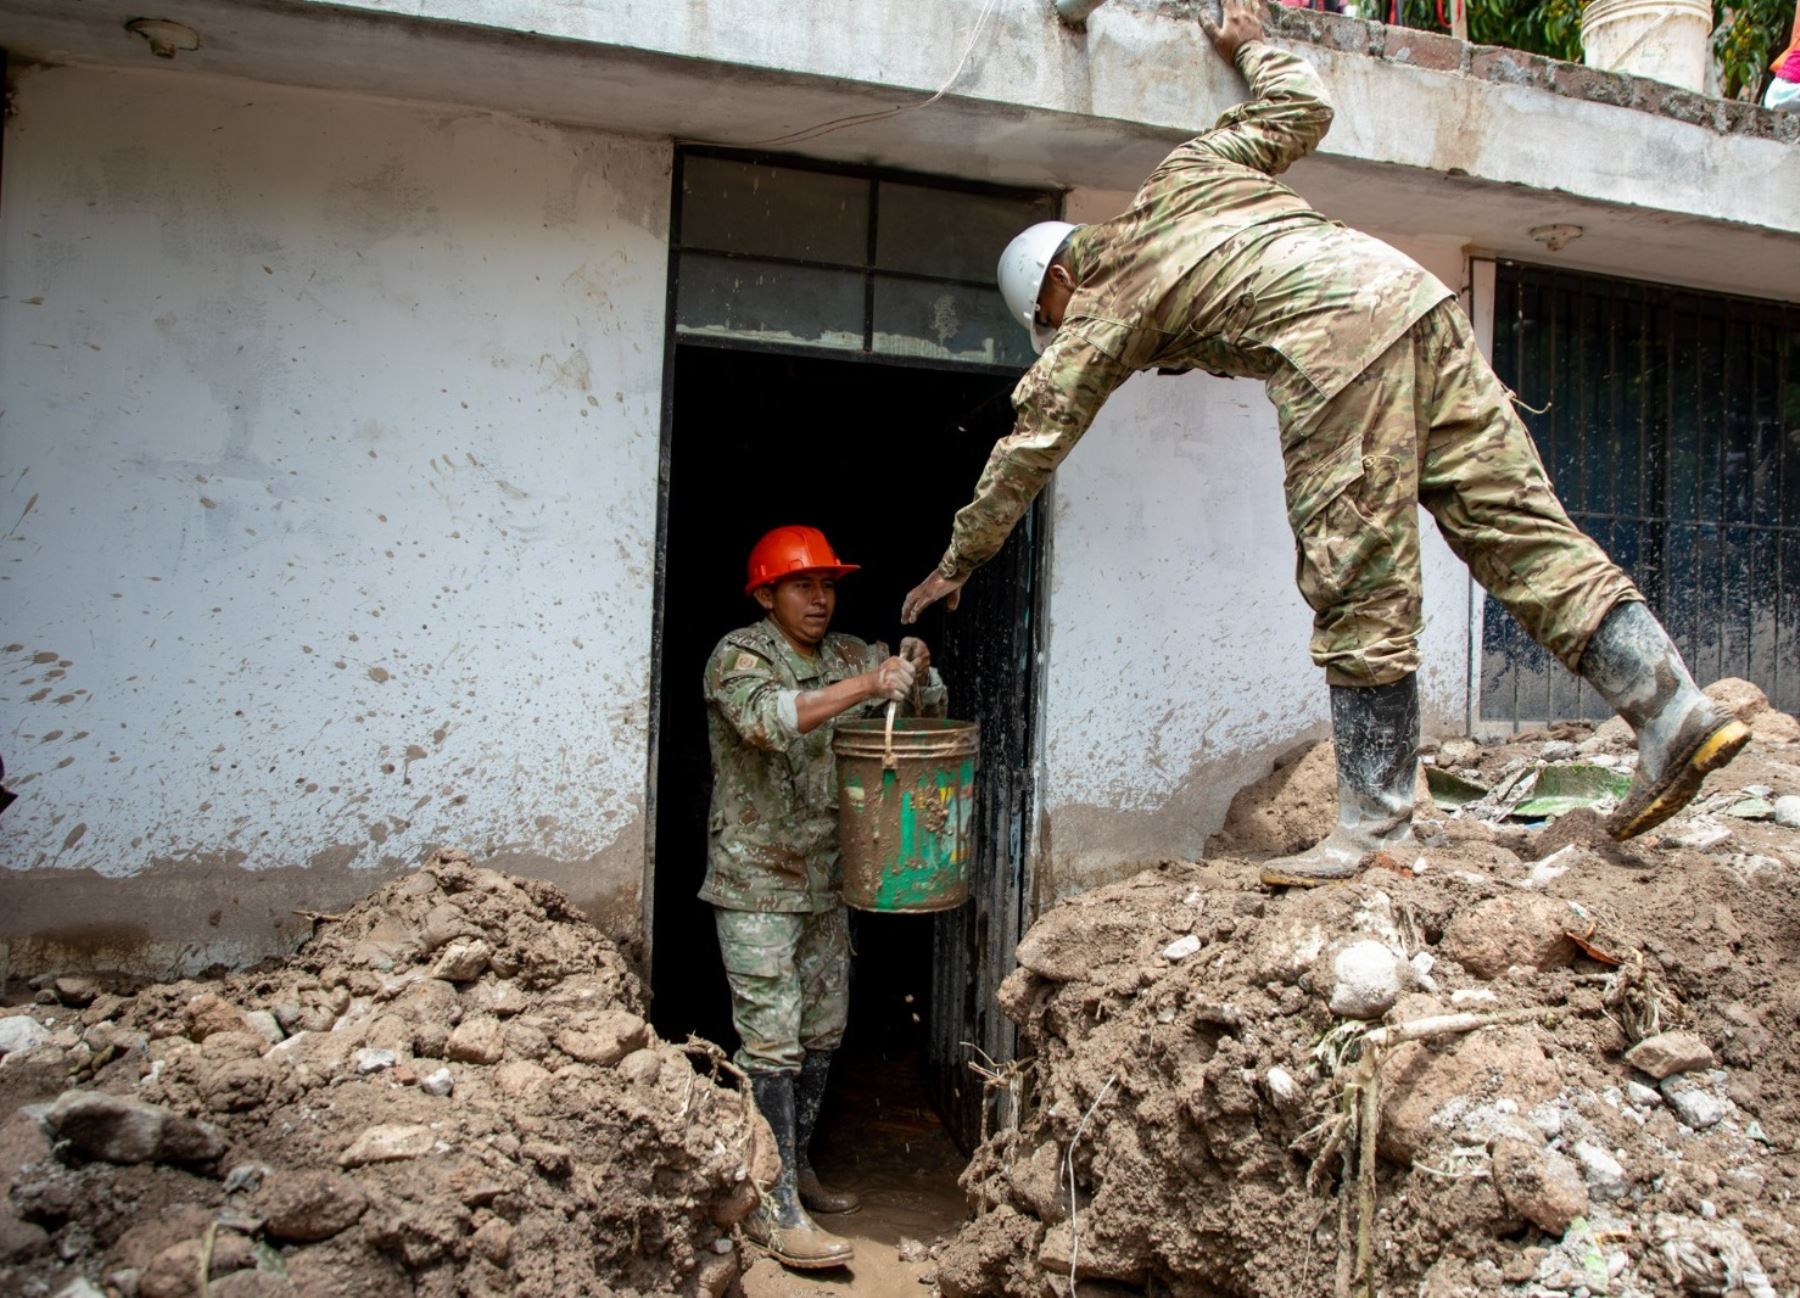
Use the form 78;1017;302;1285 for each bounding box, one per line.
883;700;898;771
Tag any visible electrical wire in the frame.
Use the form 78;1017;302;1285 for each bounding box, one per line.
721;0;1005;150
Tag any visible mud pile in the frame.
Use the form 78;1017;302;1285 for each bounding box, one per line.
939;680;1800;1298
0;850;772;1298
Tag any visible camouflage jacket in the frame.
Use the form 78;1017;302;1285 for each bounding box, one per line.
701;618;949;913
938;41;1454;581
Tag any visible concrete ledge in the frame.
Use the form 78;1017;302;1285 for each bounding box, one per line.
1263;6;1798;144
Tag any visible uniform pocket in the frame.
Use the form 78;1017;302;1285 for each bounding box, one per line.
1293;456;1403;613
716;913;800;979
718;941;789;979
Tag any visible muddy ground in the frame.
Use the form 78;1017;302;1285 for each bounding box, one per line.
0;850;774;1298
4;680;1799;1298
936;679;1800;1298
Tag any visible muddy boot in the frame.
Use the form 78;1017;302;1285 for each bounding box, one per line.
1260;675;1419;888
794;1052;860;1215
744;1071;854;1270
1578;600;1750;841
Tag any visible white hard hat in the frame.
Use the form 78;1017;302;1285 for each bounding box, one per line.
997;220;1078;354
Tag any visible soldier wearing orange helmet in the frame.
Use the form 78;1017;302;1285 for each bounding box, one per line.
704;525;946;1270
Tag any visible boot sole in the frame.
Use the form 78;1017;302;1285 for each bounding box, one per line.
800;1199;862;1216
751;1242;855;1270
1608;718;1751;841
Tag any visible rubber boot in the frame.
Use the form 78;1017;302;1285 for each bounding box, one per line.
794;1052;861;1215
743;1071;854;1270
1578;600;1750;841
1261;675;1420;888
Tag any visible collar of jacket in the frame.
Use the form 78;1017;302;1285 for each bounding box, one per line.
1065;223;1101;289
755;616;829;684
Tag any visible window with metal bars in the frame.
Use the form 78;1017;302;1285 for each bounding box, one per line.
1482;261;1800;725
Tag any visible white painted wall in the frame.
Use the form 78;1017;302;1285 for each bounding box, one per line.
0;63;672;974
1035;190;1474;894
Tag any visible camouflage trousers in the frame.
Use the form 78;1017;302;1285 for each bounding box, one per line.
1289;300;1642;687
712;904;850;1075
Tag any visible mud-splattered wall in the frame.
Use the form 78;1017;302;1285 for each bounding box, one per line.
1035;196;1475;897
0;64;672;977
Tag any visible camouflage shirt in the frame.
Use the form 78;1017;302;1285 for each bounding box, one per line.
938;41;1455;581
701;618;949;913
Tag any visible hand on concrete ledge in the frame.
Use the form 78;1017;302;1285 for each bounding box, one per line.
1200;0;1268;62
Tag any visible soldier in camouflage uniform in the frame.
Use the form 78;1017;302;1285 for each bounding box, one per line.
707;524;947;1269
903;0;1746;884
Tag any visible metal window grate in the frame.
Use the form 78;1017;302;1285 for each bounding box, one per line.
1481;261;1800;726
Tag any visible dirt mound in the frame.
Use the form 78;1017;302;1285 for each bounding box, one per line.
0;850;771;1298
939;685;1800;1298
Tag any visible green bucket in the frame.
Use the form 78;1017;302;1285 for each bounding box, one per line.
833;711;979;913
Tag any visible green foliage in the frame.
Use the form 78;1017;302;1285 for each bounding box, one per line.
1395;0;1584;60
1712;0;1794;100
1392;0;1795;98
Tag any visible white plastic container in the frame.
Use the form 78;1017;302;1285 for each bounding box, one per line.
1581;0;1714;92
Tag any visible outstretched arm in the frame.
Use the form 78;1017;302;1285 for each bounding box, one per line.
1172;0;1334;176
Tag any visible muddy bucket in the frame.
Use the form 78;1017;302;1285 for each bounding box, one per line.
833;708;979;913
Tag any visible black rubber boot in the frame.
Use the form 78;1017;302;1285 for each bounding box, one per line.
744;1071;853;1270
1261;675;1420;888
1578;600;1750;840
794;1052;860;1215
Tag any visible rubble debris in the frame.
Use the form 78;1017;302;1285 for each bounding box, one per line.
942;697;1800;1297
0;850;770;1298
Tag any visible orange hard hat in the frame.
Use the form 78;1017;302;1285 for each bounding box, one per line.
744;526;860;595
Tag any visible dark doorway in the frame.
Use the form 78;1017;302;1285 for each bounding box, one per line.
1482;262;1800;726
648;343;1042;1152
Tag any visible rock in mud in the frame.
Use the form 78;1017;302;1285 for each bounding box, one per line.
255;1169;368;1241
1661;1076;1729;1130
1439;894;1577;978
1570;1139;1626;1200
338;1122;435;1167
1772;794;1800;829
1492;1137;1588;1234
445;1015;504;1064
1327;939;1409;1019
183;993;254;1042
431;939;492;983
46;1090;225;1165
0;1016;52;1058
555;1009;649;1066
1624;1030;1715;1080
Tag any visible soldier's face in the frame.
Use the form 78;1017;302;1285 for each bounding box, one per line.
756;574;837;650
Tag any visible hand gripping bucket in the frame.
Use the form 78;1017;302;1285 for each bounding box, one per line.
833;704;980;912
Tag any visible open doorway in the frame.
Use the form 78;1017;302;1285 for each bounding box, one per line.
648;342;1041;1167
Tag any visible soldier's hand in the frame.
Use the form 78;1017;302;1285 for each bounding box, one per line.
901;571;968;624
1199;0;1265;61
868;656;919;703
899;637;931;677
